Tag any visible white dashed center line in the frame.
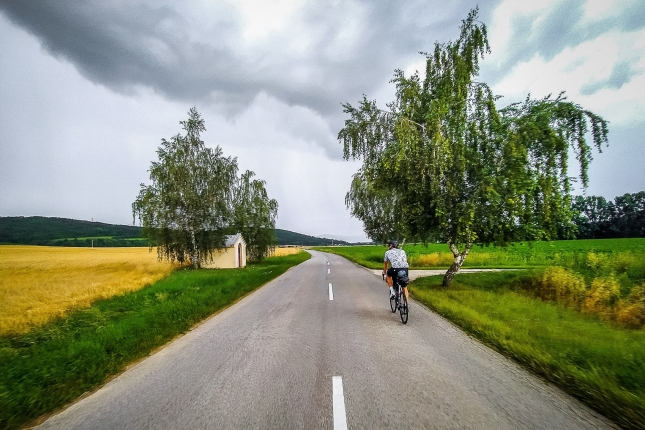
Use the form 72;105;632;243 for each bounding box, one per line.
332;376;348;430
328;268;331;275
329;283;334;301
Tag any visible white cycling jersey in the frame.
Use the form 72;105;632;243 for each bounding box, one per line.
384;248;409;268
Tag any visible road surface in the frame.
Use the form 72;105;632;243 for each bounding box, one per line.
38;251;616;429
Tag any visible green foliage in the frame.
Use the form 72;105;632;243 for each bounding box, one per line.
231;171;278;262
411;273;645;429
338;8;608;285
133;108;238;267
132;108;279;267
0;252;310;429
573;191;645;239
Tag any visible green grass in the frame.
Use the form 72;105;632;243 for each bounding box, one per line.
315;238;645;274
0;252;310;430
411;272;645;429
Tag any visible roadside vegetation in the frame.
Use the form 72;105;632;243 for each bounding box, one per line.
316;238;645;269
411;272;645;429
0;252;310;430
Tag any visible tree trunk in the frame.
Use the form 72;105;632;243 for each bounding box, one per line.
190;230;200;269
442;242;471;287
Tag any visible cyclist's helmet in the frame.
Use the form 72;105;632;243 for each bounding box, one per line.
388;239;398;248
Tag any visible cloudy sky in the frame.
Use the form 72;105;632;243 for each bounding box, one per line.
1;0;644;242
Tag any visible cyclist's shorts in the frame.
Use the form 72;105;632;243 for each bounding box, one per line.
387;267;409;286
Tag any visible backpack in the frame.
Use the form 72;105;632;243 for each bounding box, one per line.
397;269;409;286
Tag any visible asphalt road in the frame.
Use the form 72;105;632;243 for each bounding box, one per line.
38;251;617;429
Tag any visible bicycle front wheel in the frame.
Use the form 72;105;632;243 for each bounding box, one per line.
399;295;408;324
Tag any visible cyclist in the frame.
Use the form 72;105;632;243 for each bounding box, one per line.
382;239;409;302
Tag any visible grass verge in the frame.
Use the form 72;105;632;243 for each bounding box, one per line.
410;271;645;429
315;238;645;273
0;252;310;430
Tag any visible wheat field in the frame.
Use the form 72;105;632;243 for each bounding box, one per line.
0;246;175;335
271;246;302;256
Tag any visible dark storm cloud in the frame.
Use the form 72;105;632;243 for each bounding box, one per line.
0;0;500;121
485;0;645;86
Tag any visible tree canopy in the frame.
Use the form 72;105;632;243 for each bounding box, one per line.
231;170;279;262
339;8;609;286
133;108;278;267
573;192;645;239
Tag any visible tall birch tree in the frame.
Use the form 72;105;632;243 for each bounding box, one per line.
133;108;238;268
231;170;279;262
339;8;609;286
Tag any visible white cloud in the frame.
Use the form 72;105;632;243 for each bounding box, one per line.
491;28;645;125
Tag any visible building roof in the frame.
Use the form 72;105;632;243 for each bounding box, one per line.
224;233;245;247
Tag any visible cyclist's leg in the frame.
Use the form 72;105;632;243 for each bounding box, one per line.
386;267;397;298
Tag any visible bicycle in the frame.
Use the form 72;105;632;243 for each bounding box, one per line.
384;271;409;324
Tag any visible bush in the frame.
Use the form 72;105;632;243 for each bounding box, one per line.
586;252;610;272
617;284;645;329
410;252;446;267
540;267;587;308
613;252;637;274
583;275;621;319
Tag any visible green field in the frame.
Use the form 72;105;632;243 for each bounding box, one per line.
0;252;310;430
315;238;645;272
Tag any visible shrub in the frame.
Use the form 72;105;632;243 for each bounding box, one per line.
540;267;587;308
410;253;449;267
612;252;636;274
582;275;621;319
617;284;645;329
586;252;609;272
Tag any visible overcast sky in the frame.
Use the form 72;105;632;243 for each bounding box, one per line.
1;0;644;242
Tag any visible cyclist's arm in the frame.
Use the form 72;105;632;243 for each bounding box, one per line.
383;260;389;275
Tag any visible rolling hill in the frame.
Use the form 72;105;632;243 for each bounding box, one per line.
0;216;350;247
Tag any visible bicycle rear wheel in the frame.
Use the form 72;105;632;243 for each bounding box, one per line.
399;294;408;324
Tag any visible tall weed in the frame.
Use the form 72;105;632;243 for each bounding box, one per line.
582;275;621;320
617;284;645;329
540;267;587;309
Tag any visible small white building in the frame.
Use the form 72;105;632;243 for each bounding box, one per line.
202;233;247;269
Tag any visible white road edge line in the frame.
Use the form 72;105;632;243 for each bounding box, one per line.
332;376;348;430
329;283;334;301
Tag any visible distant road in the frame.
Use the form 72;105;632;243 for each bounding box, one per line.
39;251;616;429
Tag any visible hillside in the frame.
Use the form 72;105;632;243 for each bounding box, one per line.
275;229;349;246
0;217;349;247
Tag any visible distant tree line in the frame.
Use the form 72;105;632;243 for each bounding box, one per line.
572;191;645;239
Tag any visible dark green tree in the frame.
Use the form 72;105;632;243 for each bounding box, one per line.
133;108;239;268
573;192;645;238
339;8;608;286
231;170;279;262
572;195;613;238
613;192;645;238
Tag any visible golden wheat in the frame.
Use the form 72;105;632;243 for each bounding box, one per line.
270;247;302;257
0;246;175;335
